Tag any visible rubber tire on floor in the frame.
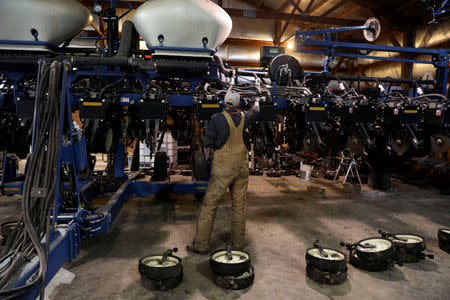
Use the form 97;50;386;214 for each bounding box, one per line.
192;151;208;181
395;250;422;263
210;249;251;276
214;265;255;290
138;254;183;280
355;237;395;262
438;228;450;242
305;247;347;273
389;233;426;253
306;264;347;285
349;250;393;272
151;152;168;182
141;271;183;291
439;240;450;254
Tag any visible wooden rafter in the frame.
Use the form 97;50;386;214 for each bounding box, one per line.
309;0;329;15
275;19;282;45
280;0;302;42
238;0;277;13
289;0;304;14
336;3;360;18
224;8;362;26
318;0;349;19
277;0;291;13
304;0;316;14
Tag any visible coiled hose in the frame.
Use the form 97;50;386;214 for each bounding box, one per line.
0;61;62;299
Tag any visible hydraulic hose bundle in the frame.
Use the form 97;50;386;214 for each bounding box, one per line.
0;61;62;299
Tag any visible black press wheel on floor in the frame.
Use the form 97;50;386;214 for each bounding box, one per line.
438;229;450;253
378;230;433;262
353;237;395;261
214;265;255;290
439;240;450;253
141;271;184;291
138;248;183;281
379;230;426;253
438;228;450;242
305;246;347;273
210;248;251;276
306;264;348;285
348;249;394;272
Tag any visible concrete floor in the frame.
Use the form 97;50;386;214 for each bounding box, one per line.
1;176;450;300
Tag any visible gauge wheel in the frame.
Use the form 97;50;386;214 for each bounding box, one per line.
303;130;317;153
438;240;450;254
390;131;410;155
355;237;395;262
305;247;347;273
141;271;183;291
349;249;393;272
151;151;168;182
104;127;114;153
387;233;426;253
346;131;365;157
138;253;183;280
192;151;208;181
214;265;255;290
0;220;18;240
430;134;450;153
210;249;251;276
438;228;450;242
306;264;347;285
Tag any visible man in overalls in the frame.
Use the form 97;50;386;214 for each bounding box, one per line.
187;91;260;254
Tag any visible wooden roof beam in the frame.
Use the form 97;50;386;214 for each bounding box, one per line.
288;0;304;14
277;0;291;13
280;0;302;42
309;0;329;15
318;0;349;19
224;8;362;26
304;0;316;14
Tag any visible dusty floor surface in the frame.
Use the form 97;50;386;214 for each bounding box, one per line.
1;176;449;300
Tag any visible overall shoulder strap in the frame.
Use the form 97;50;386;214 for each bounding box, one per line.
222;111;237;129
237;112;245;131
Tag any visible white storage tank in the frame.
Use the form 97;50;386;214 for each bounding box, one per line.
133;0;232;57
0;0;92;52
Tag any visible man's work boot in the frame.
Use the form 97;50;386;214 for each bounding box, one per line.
186;243;208;255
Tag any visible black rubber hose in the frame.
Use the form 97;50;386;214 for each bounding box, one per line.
116;20;137;57
0;61;61;299
68;56;157;70
69;56;132;67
